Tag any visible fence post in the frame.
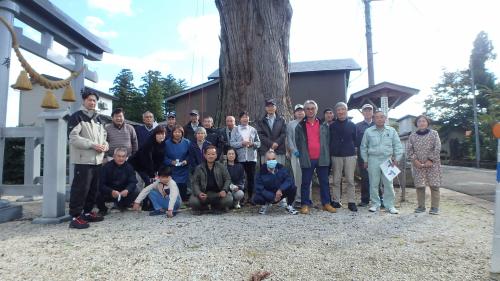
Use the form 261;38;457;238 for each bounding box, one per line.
16;137;41;202
32;109;70;224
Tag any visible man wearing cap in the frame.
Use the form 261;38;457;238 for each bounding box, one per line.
287;104;307;207
355;104;375;207
135;111;158;148
184;109;200;142
324;108;335;125
67;91;108;229
165;111;177;139
330;102;358;212
256;98;287;165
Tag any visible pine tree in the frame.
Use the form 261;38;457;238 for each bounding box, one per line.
140;70;165;121
109;69;143;122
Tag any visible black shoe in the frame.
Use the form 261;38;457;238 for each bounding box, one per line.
331;201;342;208
69;216;89;229
348;203;358;212
82;211;104;222
358;202;369;207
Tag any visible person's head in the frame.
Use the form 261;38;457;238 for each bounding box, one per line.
167;111;176;126
82;92;98;111
111;108;125;127
294;104;305;120
239;111;250;125
195;127;207;142
225;116;236;129
172;125;184;141
264;98;277;115
157;166;172;185
204;145;218;163
334;102;348;121
374;110;386;127
415;115;431;130
361;104;374;121
189;110;199;123
142;111;154;126
303;100;318;119
226;147;237;163
265;150;278;170
324;108;334;123
153;126;166;143
113;147;128;166
202;116;214;129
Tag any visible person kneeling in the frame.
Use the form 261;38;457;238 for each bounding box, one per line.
253;151;298;215
98;147;139;214
190;145;233;214
132;166;181;218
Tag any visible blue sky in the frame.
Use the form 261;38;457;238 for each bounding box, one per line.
6;0;500;126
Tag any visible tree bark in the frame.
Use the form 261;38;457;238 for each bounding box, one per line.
215;0;293;126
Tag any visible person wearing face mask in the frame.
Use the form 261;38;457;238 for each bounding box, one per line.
253;150;299;215
407;115;442;215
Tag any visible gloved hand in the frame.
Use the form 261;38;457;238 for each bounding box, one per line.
293;150;300;157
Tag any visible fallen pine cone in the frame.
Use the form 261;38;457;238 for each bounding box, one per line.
249;271;271;281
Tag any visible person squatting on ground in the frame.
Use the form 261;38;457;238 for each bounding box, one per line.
329;102;358;212
406;115;442;215
68;91;108;229
253;150;299;215
189;145;233;214
97;147;139;215
133;166;181;218
360;110;403;214
295;100;336;215
225;148;245;209
230;111;261;204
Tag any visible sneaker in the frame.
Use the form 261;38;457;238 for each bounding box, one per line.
414;207;426;213
369;205;379;212
82;211;104;222
259;203;270;215
429;207;439;215
292;201;302;208
69;216;89;229
278;198;287;208
348;203;358;212
331;201;342;208
286;205;299;215
358;202;369;207
388;207;399;214
149;209;165;216
234;202;241;209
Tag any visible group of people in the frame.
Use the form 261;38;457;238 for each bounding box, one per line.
67;92;442;229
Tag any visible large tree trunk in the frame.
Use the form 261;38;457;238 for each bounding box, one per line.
215;0;293;126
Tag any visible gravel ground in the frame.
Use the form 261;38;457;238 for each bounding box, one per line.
0;188;494;281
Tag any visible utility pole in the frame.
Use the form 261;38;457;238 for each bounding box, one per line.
470;63;481;168
363;0;375;87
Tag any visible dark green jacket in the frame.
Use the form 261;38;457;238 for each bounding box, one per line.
192;162;231;196
295;117;331;168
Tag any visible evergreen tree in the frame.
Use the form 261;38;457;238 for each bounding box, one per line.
109;69;143;122
140;70;165;121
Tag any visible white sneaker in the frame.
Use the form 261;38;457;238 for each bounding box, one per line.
388;207;399;214
234;202;241;209
278;198;287;208
286;205;298;215
259;203;270;215
369;205;379;212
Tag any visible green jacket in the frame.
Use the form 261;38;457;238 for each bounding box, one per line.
360;125;403;162
295;117;330;168
192;162;231;196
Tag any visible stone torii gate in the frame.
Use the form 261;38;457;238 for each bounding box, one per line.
0;0;111;223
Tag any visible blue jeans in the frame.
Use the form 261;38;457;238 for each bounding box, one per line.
148;189;181;212
301;160;331;206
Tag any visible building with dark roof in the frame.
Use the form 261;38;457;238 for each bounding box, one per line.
166;59;361;124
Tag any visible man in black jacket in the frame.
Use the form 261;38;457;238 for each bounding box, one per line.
97;147;139;215
256;98;287;165
183;109;200;142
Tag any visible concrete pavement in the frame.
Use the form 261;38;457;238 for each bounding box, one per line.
441;165;496;202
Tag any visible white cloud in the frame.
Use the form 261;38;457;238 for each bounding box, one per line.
101;50;186;74
87;0;133;16
84;16;118;39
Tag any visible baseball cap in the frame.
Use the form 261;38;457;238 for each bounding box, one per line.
189;109;199;116
265;98;276;106
361;104;373;110
167;111;176;118
294;104;304;111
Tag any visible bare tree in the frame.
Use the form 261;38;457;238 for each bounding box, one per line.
215;0;293;125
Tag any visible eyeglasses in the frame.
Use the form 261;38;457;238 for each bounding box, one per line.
304;107;315;111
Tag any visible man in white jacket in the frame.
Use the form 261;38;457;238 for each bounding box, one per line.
68;92;108;229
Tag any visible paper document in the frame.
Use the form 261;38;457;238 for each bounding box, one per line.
379;158;401;181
